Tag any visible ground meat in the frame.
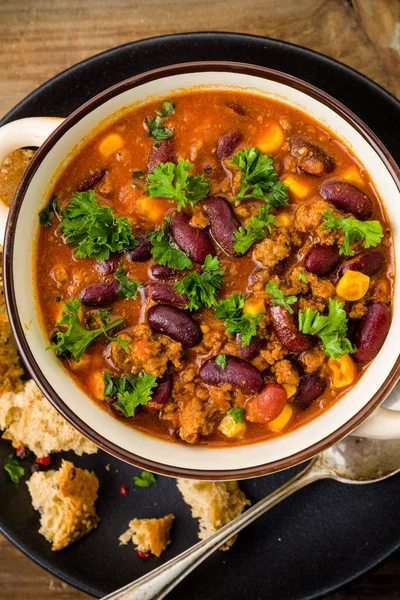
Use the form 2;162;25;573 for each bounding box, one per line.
179;396;227;444
253;228;291;268
257;335;287;367
349;301;367;319
300;346;327;373
293;200;344;246
282;266;309;296
98;175;112;195
298;297;326;314
272;359;299;386
110;324;183;377
307;274;336;300
195;325;228;355
190;211;210;229
372;279;391;304
283;154;296;173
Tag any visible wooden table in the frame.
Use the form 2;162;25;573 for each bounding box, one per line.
1;0;399;598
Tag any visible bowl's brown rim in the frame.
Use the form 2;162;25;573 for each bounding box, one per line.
3;60;400;480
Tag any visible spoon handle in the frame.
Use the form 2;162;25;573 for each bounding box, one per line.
102;459;328;600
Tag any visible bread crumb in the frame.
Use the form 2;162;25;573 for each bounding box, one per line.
105;463;111;472
177;480;250;550
119;514;174;557
0;149;35;207
27;460;99;551
0;379;98;457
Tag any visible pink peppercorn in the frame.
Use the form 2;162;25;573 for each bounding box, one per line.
120;484;129;496
137;550;150;559
16;446;25;457
36;456;51;466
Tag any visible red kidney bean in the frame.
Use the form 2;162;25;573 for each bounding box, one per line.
127;236;152;262
353;302;390;363
147;138;175;172
77;170;107;192
297;374;326;409
320;179;372;220
96;254;119;275
246;384;287;423
237;335;263;360
270;305;312;352
146;282;188;307
204;196;241;256
150;264;178;281
80;280;120;307
217;131;242;160
227;102;246;116
338;250;384;277
170;212;215;263
144;371;173;412
304;244;342;276
290;136;334;176
199;355;263;394
147;304;202;347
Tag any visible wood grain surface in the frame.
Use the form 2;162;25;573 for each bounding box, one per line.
1;0;400;598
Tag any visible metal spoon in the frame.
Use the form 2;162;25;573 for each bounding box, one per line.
103;436;400;600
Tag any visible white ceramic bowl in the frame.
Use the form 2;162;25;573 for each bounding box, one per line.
1;62;400;479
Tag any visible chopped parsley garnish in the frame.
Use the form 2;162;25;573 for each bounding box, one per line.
145;100;175;147
156;101;175;118
298;298;355;359
115;266;142;299
297;272;307;283
60;190;137;261
104;372;158;417
234;203;277;254
174;255;225;310
266;281;297;314
133;470;157;488
232;147;289;206
322;209;383;256
146;160;210;211
215;293;263;347
227;407;245;424
4;454;25;484
39;195;58;227
49;298;128;362
215;354;227;369
148;218;193;271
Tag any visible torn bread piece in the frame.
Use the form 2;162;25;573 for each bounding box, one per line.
0;379;98;457
0;257;24;394
177;480;250;550
0;148;35;207
27;459;99;551
119;514;174;557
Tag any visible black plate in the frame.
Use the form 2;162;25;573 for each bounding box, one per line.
1;33;400;600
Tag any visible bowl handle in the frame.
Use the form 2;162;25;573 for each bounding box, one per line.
0;117;64;245
351;382;400;439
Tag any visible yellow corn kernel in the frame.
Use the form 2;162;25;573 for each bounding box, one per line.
201;324;210;333
269;403;293;432
243;296;266;318
257;121;285;154
98;134;123;157
283;384;297;400
342;167;364;188
218;415;247;439
89;370;106;401
283;174;311;200
328;354;357;389
136;196;168;223
336;270;370;301
276;212;291;228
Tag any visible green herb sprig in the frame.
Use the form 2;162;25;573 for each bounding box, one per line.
266;281;297;314
234;203;277;254
232;147;289;205
104;372;158;417
322;209;383;256
215;293;263;347
148;218;193;271
4;454;25;484
133;470;157;488
146;160;210;211
174;255;225;311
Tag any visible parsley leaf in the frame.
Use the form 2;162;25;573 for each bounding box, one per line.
148;218;193;271
266;281;298;314
215;354;227;369
145;117;173;147
156;101;175;117
298;298;356;358
133;470;157;488
234;203;278;254
227;407;245;424
4;454;25;484
60;190;137;261
104;372;158;417
298;272;307;283
174;255;225;310
49;298;128;362
322;209;383;256
215;293;263;347
39;195;59;227
115;266;142;299
145;160;210;210
232;147;289;206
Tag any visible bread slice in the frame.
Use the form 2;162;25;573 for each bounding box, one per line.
119;514;174;557
0;379;98;457
177;480;250;550
0;148;35;207
26;459;99;551
0;257;24;395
